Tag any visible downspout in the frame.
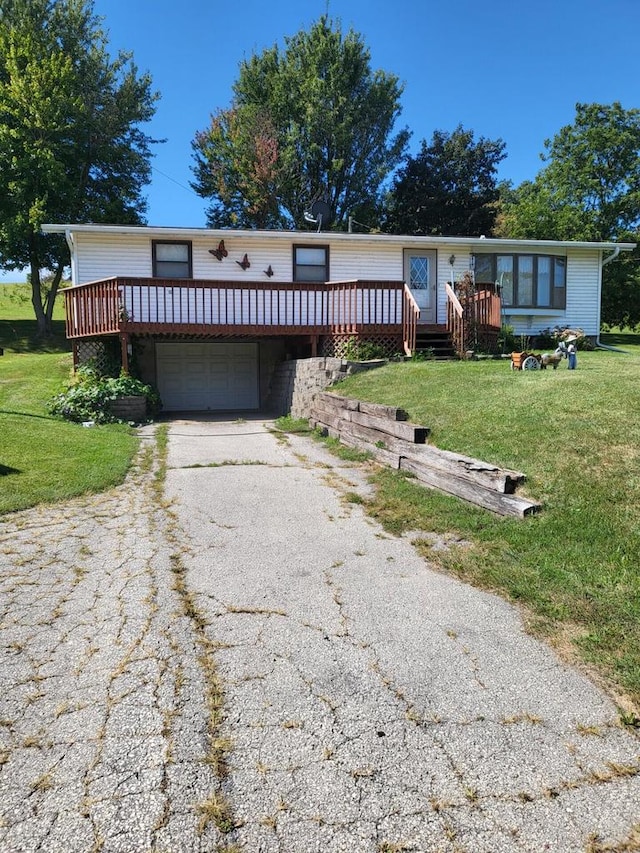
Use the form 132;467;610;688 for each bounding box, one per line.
64;229;77;349
65;229;77;285
597;247;625;351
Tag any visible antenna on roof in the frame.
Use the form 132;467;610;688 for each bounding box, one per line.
348;216;376;233
303;200;333;232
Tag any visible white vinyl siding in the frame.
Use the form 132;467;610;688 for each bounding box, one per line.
75;233;152;281
73;232;406;286
327;243;400;280
564;249;600;335
69;229;604;337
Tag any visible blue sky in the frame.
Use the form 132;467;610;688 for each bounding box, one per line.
1;0;638;282
87;0;640;226
92;0;639;228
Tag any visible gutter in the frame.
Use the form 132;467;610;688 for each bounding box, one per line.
40;223;637;253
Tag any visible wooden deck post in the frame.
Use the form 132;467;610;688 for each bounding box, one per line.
120;333;130;374
311;335;318;357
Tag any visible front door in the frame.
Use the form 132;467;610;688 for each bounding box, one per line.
404;250;437;324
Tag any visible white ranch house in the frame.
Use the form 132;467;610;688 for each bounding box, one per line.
43;223;634;412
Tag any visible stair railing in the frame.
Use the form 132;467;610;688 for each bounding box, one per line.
445;282;467;357
402;284;420;355
446;283;502;356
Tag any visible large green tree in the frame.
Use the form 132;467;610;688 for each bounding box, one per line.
500;102;640;241
384;125;506;236
191;16;409;230
0;0;158;335
498;102;640;328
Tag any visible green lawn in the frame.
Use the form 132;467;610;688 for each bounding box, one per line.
0;282;68;352
0;284;139;513
334;335;640;710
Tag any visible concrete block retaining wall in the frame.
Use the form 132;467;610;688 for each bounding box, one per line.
267;357;387;418
267;357;348;418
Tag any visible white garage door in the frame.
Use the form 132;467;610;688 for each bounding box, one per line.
156;342;259;412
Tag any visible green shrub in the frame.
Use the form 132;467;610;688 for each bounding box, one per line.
343;337;387;360
48;366;161;423
536;325;594;350
411;347;435;361
497;324;517;352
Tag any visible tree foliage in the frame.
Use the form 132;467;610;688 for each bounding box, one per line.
600;236;640;331
384;125;506;236
191;16;409;230
192;105;283;229
498;102;640;329
0;0;158;334
499;103;640;241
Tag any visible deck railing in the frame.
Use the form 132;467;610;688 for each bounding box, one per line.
445;283;501;356
64;277;418;349
65;278;122;338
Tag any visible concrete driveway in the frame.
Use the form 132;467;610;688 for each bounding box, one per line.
164;417;640;853
0;417;638;853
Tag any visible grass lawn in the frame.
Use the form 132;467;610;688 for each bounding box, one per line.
0;284;139;514
333;335;640;711
0;282;68;352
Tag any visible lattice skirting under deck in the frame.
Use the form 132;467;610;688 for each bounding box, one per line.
75;338;120;374
321;333;403;359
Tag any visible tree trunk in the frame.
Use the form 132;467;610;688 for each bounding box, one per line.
29;258;49;338
44;264;64;328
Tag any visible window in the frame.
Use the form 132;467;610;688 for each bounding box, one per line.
473;253;566;309
293;245;329;282
152;241;192;278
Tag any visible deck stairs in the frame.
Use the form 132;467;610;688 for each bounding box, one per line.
415;325;456;359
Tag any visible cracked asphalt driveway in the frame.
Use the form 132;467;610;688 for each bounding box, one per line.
0;417;638;852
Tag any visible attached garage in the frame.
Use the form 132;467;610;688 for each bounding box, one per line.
156;342;259;412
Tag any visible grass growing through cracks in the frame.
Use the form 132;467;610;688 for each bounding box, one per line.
327;336;640;708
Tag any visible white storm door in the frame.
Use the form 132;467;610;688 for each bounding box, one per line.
404;250;437;323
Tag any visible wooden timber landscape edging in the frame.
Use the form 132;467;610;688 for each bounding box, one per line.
309;392;541;518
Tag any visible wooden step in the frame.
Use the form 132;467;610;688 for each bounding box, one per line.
415;328;456;359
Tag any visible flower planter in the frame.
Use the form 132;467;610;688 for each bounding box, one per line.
108;395;147;422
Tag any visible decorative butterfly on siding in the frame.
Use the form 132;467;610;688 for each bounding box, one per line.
209;240;227;261
264;265;274;278
236;253;250;271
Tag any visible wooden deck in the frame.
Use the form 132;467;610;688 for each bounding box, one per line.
65;276;419;355
63;276;499;365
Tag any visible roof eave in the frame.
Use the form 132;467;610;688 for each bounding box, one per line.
40;223;636;252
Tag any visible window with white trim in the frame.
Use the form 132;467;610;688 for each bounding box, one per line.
473;254;566;309
152;240;192;278
293;245;329;282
